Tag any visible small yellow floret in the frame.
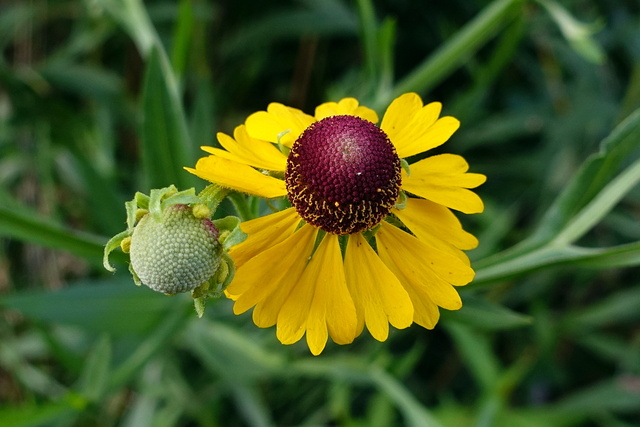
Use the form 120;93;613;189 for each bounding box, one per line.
135;209;148;223
120;236;132;253
192;203;212;219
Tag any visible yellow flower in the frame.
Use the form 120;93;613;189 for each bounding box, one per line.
186;93;486;355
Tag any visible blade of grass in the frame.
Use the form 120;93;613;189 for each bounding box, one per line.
369;367;444;427
386;0;524;107
529;108;640;248
474;108;640;282
552;156;640;245
170;0;194;80
140;46;195;189
109;306;188;388
1;278;174;336
0;400;80;427
0;203;111;266
445;323;500;391
99;0;195;189
473;242;640;287
443;294;532;330
76;335;111;403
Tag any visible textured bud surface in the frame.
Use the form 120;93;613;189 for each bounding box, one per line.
129;204;221;294
285;115;401;234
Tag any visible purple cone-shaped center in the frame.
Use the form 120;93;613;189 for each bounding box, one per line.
285;115;401;235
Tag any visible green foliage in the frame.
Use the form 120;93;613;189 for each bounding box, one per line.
1;0;639;426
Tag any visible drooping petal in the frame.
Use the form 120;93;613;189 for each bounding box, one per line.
245;102;315;147
394;198;478;251
376;238;441;329
228;208;301;270
376;222;469;312
277;234;357;355
202;125;287;172
227;224;317;323
186;156;287;199
315;98;379;124
344;233;413;342
381;93;459;158
403;154;486;214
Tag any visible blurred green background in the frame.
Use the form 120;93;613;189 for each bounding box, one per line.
1;0;640;426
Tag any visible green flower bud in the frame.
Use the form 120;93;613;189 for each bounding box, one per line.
103;184;246;317
129;204;222;295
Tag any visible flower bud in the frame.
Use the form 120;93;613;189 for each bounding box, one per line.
103;185;245;316
129;204;222;295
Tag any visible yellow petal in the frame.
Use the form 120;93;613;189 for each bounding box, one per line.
403;154;486;213
201;125;286;171
186;156;287;199
228;224;317;324
376;222;467;311
377;220;473;286
381;93;459;158
344;233;413;342
252;273;297;328
377;242;441;329
394;198;478;251
228;207;301;270
308;234;357;351
277;234;357;355
381;93;424;136
245;102;315;147
315;98;379;124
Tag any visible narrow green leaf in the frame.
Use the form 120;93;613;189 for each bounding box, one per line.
0;204;110;267
553;157;640;245
170;0;194;79
120;392;159;427
369;367;444;427
356;0;378;85
576;333;639;370
98;0;156;56
388;0;524;106
219;0;357;56
110;306;188;388
183;320;283;382
563;286;640;332
473;242;640;287
445;323;500;391
537;0;605;64
77;336;112;402
474;109;640;280
141;46;194;190
552;378;640;415
68;140;125;236
228;384;273;427
1;278;174;336
0;400;80;427
189;76;217;149
39;62;122;103
535;108;640;244
444;294;532;330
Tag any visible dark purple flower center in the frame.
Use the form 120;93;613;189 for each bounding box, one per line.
285;115;401;235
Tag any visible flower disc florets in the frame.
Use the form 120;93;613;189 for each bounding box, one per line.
129;204;222;295
285;115;401;234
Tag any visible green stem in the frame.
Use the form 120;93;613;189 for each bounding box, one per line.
198;184;230;213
